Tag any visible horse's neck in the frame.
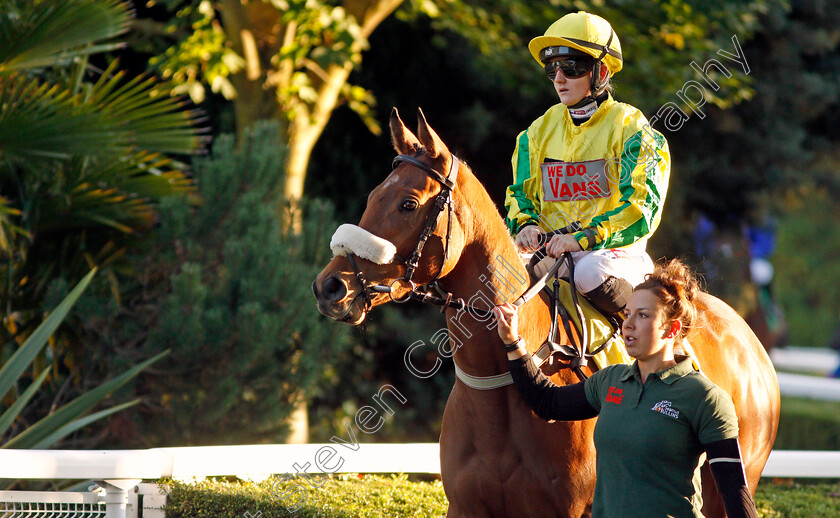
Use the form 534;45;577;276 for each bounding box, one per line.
441;171;546;376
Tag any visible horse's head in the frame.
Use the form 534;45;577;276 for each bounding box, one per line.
313;108;468;324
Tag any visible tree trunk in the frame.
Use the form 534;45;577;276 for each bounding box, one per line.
217;0;279;143
219;0;404;203
283;63;354;202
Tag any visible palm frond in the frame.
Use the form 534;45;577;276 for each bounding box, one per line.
29;399;140;449
0;269;96;403
88;62;206;155
0;367;50;440
0;0;132;72
0;75;126;161
0;196;26;256
3;352;167;449
0;67;204;163
32;151;195;235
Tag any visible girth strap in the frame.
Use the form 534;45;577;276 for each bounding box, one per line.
453;359;513;390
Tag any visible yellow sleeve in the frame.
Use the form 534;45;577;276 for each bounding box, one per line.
577;125;670;249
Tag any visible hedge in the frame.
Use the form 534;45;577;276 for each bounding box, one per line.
162;475;840;517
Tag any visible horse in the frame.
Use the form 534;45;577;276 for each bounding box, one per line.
312;108;780;517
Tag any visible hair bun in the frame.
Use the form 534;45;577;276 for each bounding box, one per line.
636;258;701;339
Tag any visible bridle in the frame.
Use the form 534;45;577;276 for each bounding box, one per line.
390;152;457;287
338;150;495;320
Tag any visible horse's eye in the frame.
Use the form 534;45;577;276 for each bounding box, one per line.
400;199;418;212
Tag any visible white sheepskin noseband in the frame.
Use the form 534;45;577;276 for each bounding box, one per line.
330;224;397;265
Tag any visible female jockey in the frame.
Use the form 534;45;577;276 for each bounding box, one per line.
505;11;671;315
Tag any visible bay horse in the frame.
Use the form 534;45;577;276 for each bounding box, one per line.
312;108;780;517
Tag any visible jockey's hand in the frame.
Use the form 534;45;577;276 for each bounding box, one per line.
494;303;519;344
515;225;543;252
546;233;582;257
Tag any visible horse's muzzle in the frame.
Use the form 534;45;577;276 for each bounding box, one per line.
312;274;366;325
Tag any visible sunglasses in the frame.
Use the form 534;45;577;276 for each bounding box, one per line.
544;58;594;80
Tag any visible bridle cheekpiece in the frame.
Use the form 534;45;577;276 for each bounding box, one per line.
391;152;459;284
329;151;461;316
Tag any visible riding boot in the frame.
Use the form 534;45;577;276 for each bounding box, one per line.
583;275;632;315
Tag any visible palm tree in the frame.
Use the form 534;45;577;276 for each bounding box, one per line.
0;0;202;447
0;0;204;327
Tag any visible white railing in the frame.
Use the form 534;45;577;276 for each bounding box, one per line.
0;444;838;517
770;346;840;401
0;483;164;518
777;372;840;401
770;346;839;376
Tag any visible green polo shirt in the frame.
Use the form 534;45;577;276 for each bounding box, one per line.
583;357;739;518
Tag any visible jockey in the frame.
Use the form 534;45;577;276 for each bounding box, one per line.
505;11;671;315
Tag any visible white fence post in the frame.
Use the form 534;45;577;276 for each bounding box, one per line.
136;483;168;518
94;479;141;518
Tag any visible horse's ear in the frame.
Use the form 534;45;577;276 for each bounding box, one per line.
416;107;448;159
390;107;420;155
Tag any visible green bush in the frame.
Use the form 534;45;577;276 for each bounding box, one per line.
755;481;840;517
78;122;357;446
773;190;840;348
163;474;448;518
774;397;840;451
161;475;839;518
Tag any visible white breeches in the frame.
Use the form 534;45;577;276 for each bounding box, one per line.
532;247;654;294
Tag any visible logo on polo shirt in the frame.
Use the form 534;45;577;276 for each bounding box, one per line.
605;386;623;404
651;400;680;419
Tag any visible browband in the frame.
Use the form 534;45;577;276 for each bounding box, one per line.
392;154;459;190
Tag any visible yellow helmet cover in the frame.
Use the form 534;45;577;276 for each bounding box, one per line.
529;11;623;76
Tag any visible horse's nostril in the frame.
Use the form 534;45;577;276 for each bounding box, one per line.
321;276;347;303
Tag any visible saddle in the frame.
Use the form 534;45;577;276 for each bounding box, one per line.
526;257;631;378
522;225;700;377
522;225;631;380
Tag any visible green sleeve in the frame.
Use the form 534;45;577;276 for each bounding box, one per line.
587;127;670;249
505;130;540;235
695;384;740;444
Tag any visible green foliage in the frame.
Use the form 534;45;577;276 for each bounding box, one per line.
755;481;840;517
161;475;837;517
661;0;840;226
774;396;840;451
0;0;203;332
772;190;840;347
149;0;381;133
400;0;774;114
163;474;448;518
151;1;244;103
1;270;164;449
0;0;131;71
82;122;354;446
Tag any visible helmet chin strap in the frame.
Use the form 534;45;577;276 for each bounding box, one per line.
567;64;608;120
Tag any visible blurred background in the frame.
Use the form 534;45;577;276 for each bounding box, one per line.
1;0;838;452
